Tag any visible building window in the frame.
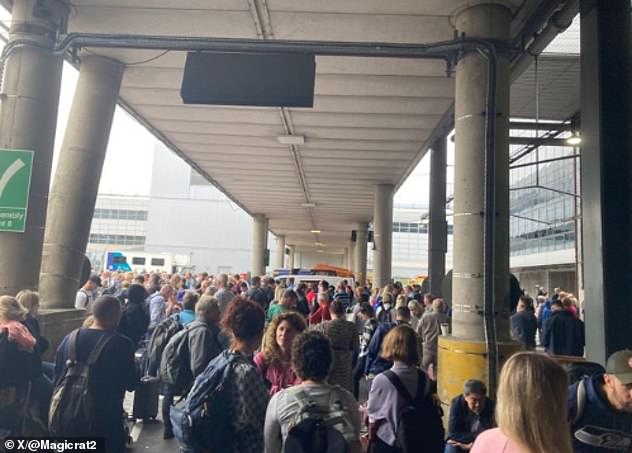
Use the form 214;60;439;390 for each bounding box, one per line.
88;234;146;246
93;208;148;221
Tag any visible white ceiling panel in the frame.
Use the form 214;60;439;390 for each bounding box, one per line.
60;0;572;252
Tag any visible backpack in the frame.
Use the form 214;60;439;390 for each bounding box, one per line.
48;330;113;436
377;305;393;323
147;314;182;374
383;370;445;453
282;387;355;453
160;322;207;391
170;350;241;453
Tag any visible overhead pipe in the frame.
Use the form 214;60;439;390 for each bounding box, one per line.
511;0;579;80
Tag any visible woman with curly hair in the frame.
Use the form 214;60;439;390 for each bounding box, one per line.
254;311;307;395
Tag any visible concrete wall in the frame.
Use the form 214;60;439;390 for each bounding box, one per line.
39;309;86;362
512;265;577;296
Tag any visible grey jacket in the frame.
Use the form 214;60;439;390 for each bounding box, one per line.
187;319;223;377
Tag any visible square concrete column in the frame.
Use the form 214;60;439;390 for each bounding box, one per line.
428;136;448;296
251;214;268;276
275;235;286;269
580;0;632;364
0;0;68;295
354;224;368;286
349;239;357;275
373;185;394;289
39;56;124;309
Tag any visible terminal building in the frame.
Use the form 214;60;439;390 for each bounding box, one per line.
0;0;629;415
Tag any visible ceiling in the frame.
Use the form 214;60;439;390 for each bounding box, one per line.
59;0;578;253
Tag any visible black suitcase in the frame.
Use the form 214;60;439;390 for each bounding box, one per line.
133;375;160;420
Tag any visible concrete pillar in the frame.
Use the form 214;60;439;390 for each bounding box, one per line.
428;136;448;296
343;247;349;269
350;239;357;274
251;214;268;276
39;56;124;308
580;0;632;364
287;245;295;270
373;184;394;289
355;224;368;286
274;235;285;268
0;0;68;295
451;3;512;342
437;3;519;406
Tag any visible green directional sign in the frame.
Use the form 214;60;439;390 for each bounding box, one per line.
0;149;34;232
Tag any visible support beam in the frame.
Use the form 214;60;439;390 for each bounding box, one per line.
251;214;268;276
438;3;519;407
275;235;285;269
580;0;632;364
287;245;295;270
349;239;357;275
428;136;448;296
0;0;68;295
39;56;124;308
451;3;512;342
373;185;394;289
355;224;368;286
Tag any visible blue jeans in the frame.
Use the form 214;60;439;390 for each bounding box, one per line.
445;443;466;453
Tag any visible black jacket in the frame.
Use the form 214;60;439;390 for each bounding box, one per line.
117;302;150;347
542;309;585;356
447;394;496;444
510;310;537;349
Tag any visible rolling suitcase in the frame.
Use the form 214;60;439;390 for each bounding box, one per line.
133;344;160;420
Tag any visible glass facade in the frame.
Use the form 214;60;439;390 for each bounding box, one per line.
509;141;578;257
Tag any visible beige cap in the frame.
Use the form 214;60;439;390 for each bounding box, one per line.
606;350;632;385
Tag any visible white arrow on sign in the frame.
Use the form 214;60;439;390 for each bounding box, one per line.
0;158;25;198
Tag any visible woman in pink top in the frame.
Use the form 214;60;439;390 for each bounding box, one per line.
471;352;572;453
254;311;306;395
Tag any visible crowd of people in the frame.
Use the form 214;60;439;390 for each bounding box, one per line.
1;270;631;453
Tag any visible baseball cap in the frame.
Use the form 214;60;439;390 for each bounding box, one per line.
606;350;632;384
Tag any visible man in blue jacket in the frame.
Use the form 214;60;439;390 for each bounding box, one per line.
364;306;411;382
446;379;495;452
567;349;632;452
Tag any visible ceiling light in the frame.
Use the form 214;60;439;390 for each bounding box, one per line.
315;242;324;246
301;202;317;208
566;135;581;146
310;230;321;234
277;135;305;145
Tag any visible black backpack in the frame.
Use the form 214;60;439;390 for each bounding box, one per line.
147;314;182;374
383;370;445;453
282;387;355;453
48;330;113;436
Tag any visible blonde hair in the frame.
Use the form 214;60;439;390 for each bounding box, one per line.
0;295;27;322
274;285;286;303
380;324;419;366
16;290;39;316
496;352;572;453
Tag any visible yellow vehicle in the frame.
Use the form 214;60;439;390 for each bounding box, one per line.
408;274;428;286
